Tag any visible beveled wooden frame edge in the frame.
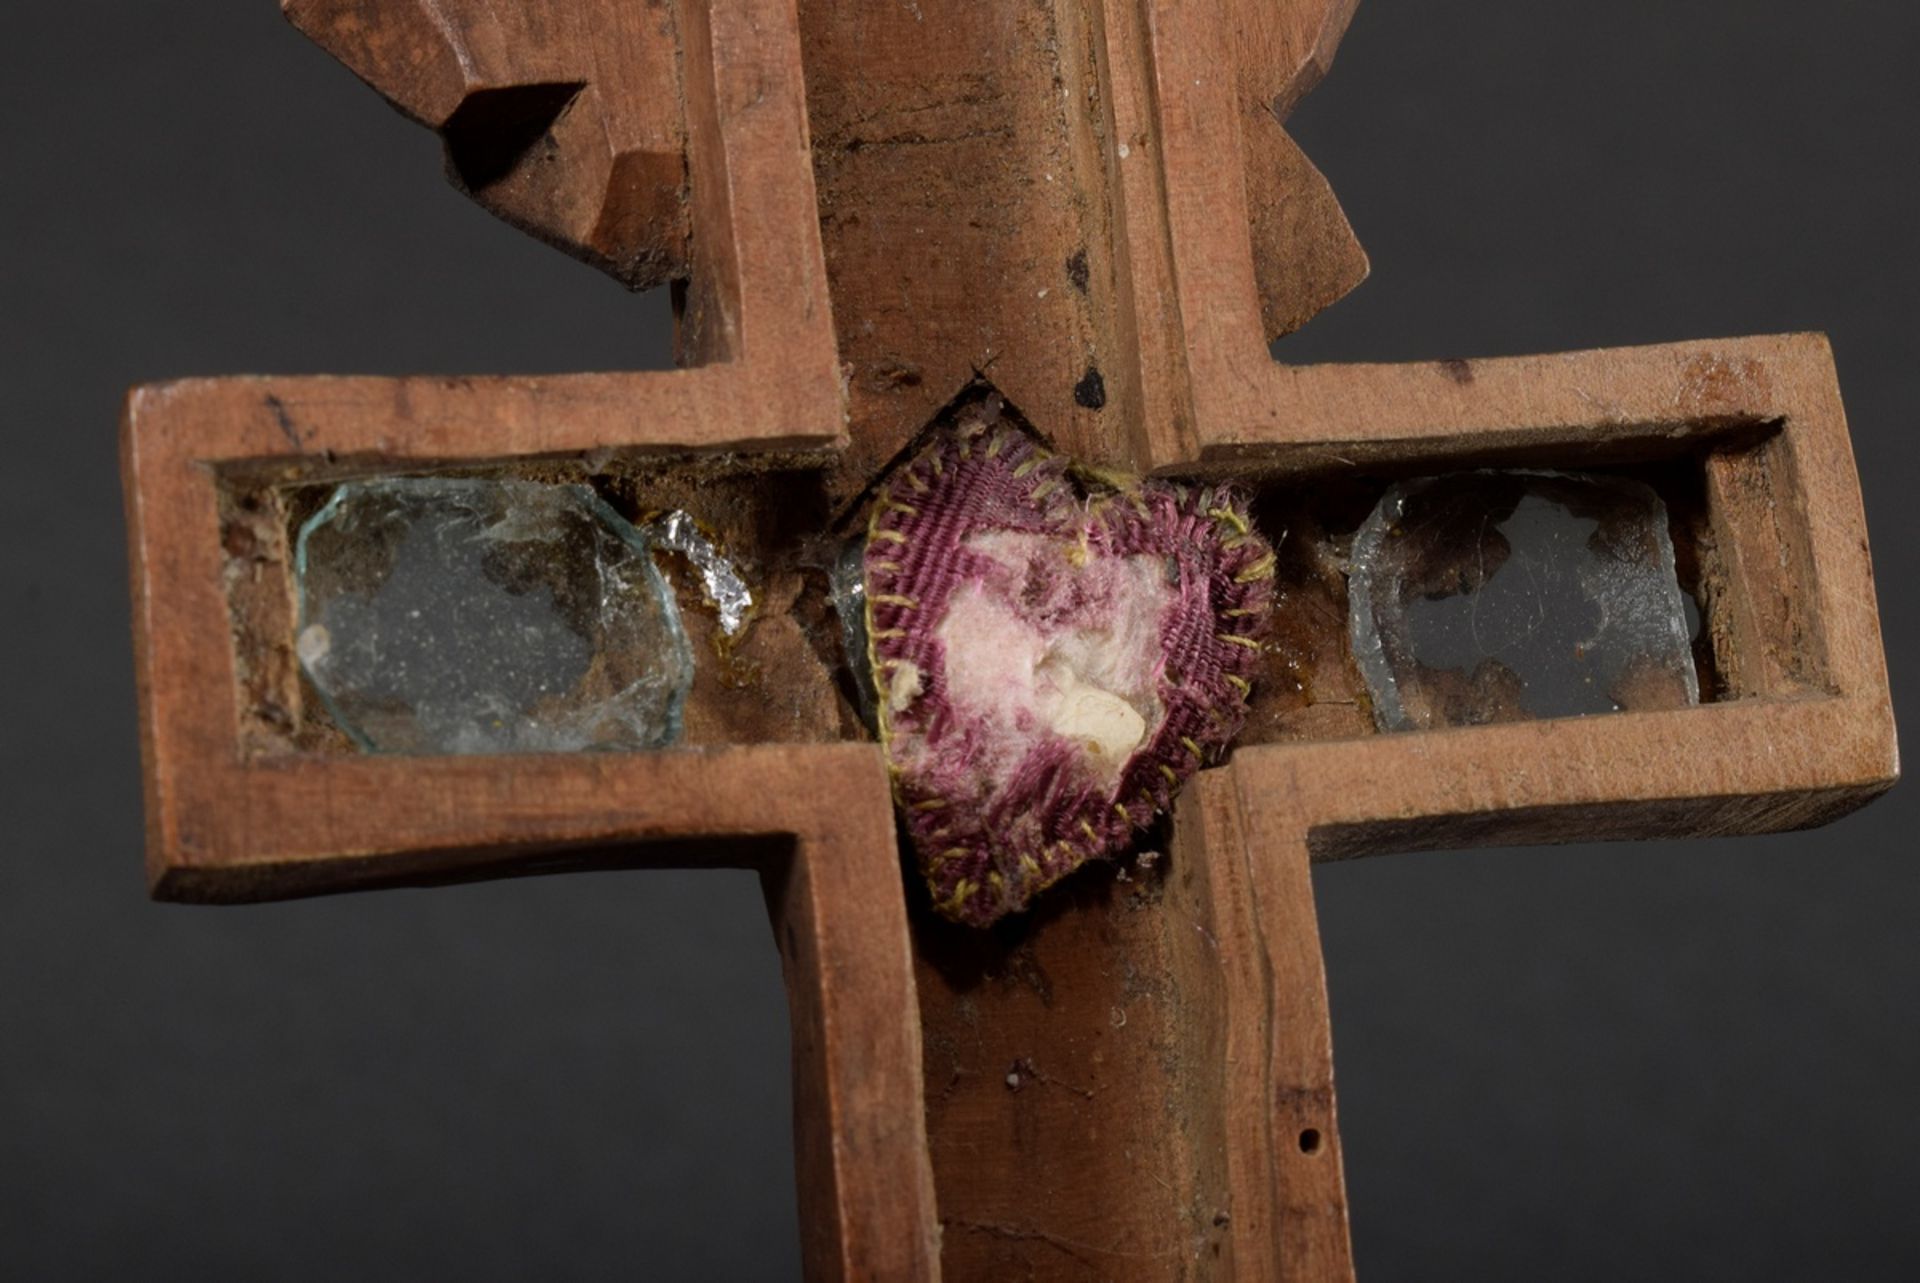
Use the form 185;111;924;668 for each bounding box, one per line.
119;0;850;892
1211;329;1898;854
114;4;944;1271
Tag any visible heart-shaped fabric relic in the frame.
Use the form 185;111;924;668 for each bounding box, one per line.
865;419;1274;926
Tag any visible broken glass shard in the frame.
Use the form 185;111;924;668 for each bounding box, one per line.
828;536;879;732
294;477;694;754
1348;470;1699;731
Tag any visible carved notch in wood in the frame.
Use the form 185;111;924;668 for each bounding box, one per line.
285;0;691;288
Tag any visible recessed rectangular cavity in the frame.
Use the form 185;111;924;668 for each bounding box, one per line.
1236;451;1731;744
1349;470;1699;731
215;454;864;758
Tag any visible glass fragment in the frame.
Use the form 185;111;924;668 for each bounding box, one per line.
828;537;879;731
1348;470;1699;731
294;477;694;754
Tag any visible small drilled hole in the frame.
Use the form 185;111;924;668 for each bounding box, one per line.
1298;1128;1322;1154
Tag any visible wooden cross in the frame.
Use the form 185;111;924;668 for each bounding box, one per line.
122;1;1898;1278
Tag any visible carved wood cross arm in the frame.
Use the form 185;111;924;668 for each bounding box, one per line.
121;2;1896;1279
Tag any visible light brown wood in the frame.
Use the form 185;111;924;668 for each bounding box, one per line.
122;4;937;1278
284;0;690;287
122;2;1896;1279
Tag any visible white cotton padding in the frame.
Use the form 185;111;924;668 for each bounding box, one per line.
931;531;1169;790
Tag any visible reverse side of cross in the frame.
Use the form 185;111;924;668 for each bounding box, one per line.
121;1;1897;1279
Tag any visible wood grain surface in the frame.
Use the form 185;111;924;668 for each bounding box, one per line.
121;2;1896;1278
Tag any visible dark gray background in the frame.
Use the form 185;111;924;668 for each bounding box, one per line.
4;2;1913;1279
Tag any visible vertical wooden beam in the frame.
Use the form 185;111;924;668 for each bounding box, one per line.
910;763;1356;1281
1174;770;1355;1281
764;764;942;1282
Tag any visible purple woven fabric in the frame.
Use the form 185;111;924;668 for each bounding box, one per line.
865;419;1274;926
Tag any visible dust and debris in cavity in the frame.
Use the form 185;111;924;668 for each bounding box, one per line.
570;451;811;664
1231;477;1380;745
292;478;695;756
580;453;857;735
1111;812;1173;910
218;481;337;756
1112;845;1162;888
219;447;856;755
1219;456;1724;746
1351;470;1703;730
